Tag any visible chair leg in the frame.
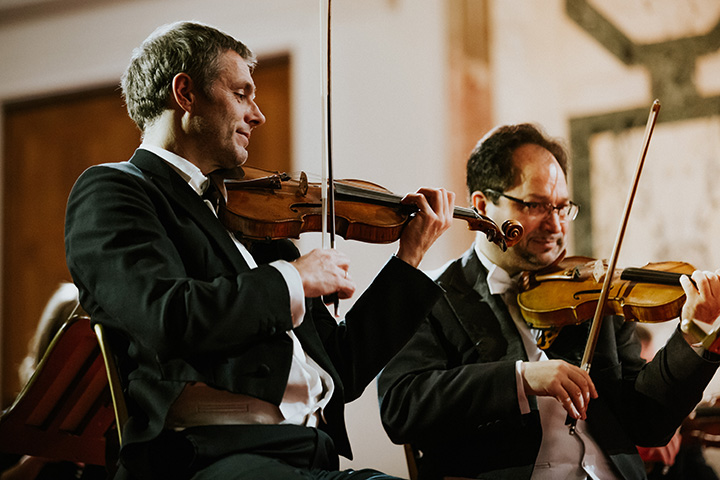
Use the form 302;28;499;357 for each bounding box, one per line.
403;444;419;480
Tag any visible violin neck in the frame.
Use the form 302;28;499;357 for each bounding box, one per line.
334;182;410;209
335;183;474;221
334;183;518;250
620;267;682;286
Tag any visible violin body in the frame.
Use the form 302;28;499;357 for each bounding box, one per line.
221;166;408;243
220;165;523;249
518;256;695;329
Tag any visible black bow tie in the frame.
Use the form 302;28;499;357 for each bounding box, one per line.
202;181;223;213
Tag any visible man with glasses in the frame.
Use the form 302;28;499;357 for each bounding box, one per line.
377;123;720;480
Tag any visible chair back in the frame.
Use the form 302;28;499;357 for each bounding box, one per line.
94;322;128;445
0;315;117;466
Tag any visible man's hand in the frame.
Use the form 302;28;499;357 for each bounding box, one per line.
680;269;720;328
292;248;356;299
396;187;455;268
521;360;598;420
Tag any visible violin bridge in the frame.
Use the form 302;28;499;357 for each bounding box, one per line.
592;259;606;284
297;171;309;197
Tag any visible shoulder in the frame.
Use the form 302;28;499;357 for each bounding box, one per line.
423;259;455;282
70;150;178;200
73;150;172;187
435;247;482;294
72;161;146;190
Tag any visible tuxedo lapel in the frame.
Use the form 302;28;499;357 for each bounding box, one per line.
436;247;527;362
128;150;250;272
465;249;529;362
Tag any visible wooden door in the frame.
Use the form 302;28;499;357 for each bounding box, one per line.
1;54;290;406
2;88;140;406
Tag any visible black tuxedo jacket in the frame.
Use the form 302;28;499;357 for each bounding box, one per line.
378;247;719;480
64;149;441;473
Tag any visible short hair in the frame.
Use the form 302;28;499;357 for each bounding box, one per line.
466;123;569;202
121;21;256;131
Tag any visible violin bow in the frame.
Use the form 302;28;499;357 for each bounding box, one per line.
569;100;661;434
320;0;340;315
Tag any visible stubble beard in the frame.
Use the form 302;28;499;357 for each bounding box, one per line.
516;236;565;272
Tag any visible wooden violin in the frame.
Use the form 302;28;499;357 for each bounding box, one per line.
218;165;524;251
518;255;696;330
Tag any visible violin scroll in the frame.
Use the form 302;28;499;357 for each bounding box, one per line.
451;207;522;251
501;219;524;249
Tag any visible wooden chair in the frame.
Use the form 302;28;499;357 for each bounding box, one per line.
404;443;419;480
93;321;128;446
0;315;125;467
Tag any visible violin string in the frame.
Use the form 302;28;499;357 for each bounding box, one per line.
333;182;479;218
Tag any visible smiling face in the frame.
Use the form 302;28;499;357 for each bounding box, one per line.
474;143;569;275
186;49;266;174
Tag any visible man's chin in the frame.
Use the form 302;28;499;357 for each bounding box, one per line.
524;246;563;269
236;148;249;164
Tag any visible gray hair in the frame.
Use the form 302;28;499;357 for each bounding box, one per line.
121;21;256;131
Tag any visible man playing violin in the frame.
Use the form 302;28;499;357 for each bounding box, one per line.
378;123;720;480
64;21;455;479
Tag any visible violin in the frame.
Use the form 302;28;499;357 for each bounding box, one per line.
218;165;524;251
517;255;695;330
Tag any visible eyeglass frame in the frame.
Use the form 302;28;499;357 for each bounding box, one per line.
483;189;579;221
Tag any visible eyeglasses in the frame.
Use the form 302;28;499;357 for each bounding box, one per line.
484;189;579;221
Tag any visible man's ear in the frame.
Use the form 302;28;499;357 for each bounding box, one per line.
471;191;489;216
171;72;195;113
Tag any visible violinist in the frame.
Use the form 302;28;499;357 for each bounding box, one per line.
64;21;455;479
377;123;720;480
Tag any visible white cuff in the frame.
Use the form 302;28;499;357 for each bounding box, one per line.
515;360;531;414
270;260;306;327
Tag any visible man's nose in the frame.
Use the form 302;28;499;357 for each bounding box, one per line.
541;208;564;231
249;101;265;126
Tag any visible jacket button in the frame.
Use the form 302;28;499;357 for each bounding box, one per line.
256;364;271;377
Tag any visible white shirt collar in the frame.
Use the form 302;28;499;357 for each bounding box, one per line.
139;142;210;196
473;243;516;295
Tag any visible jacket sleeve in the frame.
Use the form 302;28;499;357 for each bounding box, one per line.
309;256;444;403
378;310;524;445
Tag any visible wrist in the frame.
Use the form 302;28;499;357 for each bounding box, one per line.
395;247;422;268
